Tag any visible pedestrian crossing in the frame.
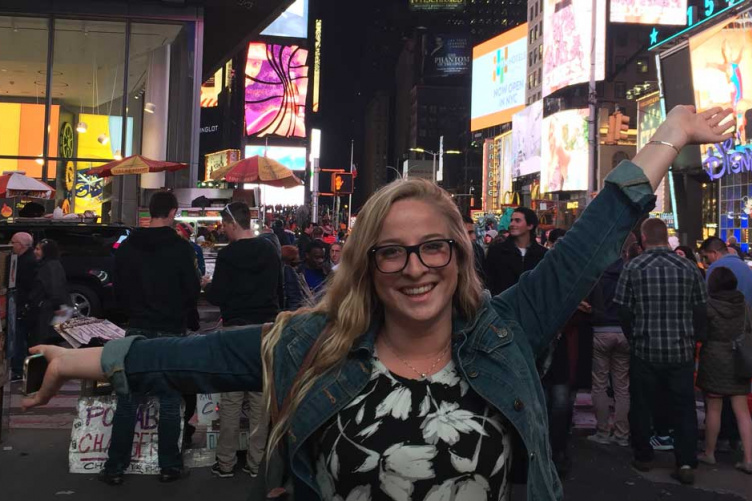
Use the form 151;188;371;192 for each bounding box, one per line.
6;383;705;433
7;380;80;429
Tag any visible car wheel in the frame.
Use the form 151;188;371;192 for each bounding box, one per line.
69;284;102;318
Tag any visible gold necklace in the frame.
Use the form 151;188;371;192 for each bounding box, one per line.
381;336;451;380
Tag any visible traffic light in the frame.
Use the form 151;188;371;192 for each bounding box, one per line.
606;114;617;145
331;172;353;194
617;112;630;141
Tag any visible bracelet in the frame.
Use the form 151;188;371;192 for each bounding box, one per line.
647;140;681;155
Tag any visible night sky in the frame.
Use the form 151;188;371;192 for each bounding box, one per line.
315;0;405;210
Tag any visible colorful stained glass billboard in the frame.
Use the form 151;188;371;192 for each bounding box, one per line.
245;43;308;138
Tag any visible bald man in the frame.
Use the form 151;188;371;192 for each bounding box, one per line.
10;232;38;380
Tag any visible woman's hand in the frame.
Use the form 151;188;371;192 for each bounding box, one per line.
634;106;736;190
21;345;105;411
653;105;735;150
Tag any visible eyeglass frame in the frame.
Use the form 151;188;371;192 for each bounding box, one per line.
222;203;239;226
368;238;455;274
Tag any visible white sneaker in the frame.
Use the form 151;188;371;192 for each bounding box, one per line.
587;432;611;445
611;436;629;447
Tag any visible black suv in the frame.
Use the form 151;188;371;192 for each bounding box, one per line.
0;221;130;319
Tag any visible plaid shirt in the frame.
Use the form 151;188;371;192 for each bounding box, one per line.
614;247;707;364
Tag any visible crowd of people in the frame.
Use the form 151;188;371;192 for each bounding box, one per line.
467;206;752;483
9;234;71;381
15;105;752;499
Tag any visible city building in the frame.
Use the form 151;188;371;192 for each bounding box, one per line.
362;92;390;198
650;0;752;248
0;0;290;225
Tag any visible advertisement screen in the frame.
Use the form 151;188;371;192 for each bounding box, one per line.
540;109;589;193
244;145;307;171
511;100;543;177
497;131;514;204
261;0;308;39
637;93;665;150
690;17;752;162
610;0;686;25
471;24;528;131
542;0;606;97
0;103;59;178
409;0;465;10
423;34;471;79
245;43;308;138
637;93;669;212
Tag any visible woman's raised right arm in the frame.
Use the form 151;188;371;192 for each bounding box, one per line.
22;326;264;410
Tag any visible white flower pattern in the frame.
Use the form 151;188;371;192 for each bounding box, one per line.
316;357;511;501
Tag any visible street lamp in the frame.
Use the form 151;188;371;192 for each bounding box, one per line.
409;146;461;183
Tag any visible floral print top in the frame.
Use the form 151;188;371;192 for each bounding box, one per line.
316;354;512;501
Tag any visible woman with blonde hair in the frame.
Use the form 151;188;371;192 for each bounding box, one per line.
23;106;734;500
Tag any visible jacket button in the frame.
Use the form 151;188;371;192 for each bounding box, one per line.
468;370;479;378
513;398;525;411
529;452;536;460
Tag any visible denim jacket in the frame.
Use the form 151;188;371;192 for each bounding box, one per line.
102;161;655;500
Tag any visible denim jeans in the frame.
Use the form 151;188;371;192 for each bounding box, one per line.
629;356;698;467
104;328;184;473
104;392;183;473
10;319;28;377
544;381;577;461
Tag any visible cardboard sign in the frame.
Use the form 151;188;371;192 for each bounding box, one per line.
55;318;125;348
197;393;220;426
69;396;183;475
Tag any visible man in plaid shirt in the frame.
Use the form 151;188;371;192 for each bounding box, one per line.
614;218;707;485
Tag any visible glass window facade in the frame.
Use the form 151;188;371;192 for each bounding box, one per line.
718;172;751;253
0;15;197;222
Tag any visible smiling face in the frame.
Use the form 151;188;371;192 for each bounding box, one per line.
508;211;533;239
372;199;458;329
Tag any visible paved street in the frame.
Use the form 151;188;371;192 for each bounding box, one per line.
2;372;750;500
1;304;749;500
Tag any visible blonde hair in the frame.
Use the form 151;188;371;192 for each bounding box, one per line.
262;178;483;452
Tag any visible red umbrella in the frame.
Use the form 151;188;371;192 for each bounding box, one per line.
85;155;188;178
210;155;303;188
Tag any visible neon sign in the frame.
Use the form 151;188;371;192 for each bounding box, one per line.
649;0;746;49
703;138;752;180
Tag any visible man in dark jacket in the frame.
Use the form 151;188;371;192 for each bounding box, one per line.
203;201;281;478
484;207;547;295
10;232;37;380
102;190;200;486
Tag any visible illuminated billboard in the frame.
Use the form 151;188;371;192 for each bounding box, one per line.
540;109;589;193
424;34;471;78
637;93;669;213
610;0;686;25
244;145;307;171
0;103;59;178
261;0;308;39
690;17;752;159
511;100;543;177
409;0;465;10
637;93;664;150
313;19;322;113
542;0;606;97
471;23;528;131
245;43;308;138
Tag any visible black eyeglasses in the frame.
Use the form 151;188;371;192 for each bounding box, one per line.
369;239;455;274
